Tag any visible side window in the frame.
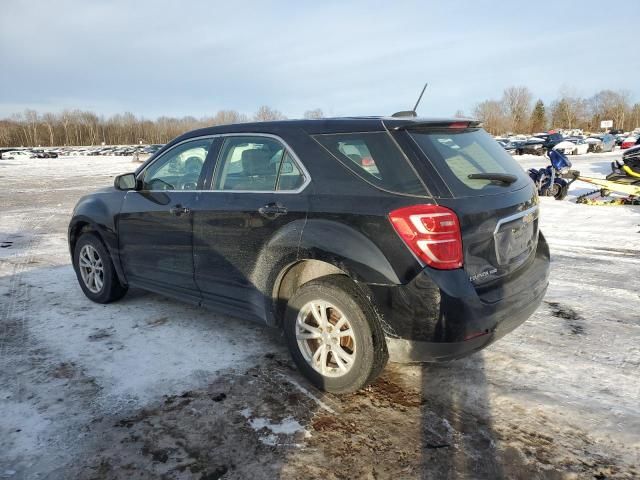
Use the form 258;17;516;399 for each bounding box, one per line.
337;139;381;178
313;132;426;196
142;138;213;190
276;152;305;191
213;136;305;191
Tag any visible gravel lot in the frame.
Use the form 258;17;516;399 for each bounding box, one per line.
0;153;639;479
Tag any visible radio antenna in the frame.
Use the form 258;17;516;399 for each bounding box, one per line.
412;83;428;112
391;82;428;118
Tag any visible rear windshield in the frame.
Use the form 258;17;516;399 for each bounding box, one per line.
313;132;427;196
408;129;529;197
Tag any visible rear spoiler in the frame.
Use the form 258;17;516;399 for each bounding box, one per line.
392;120;482;131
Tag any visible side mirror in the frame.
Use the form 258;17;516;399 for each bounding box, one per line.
114;173;138;191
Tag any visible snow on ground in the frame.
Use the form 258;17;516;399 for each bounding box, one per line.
0;152;639;479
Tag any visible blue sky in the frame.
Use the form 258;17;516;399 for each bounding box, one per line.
1;0;638;119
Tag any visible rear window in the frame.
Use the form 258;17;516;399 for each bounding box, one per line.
408;129;530;197
313;132;426;196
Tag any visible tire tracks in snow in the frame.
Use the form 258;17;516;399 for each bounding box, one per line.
0;212;56;397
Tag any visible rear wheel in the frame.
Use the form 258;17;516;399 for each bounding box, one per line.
73;233;127;303
284;275;388;394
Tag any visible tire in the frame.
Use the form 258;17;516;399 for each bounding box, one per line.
73;232;127;303
283;275;388;394
554;184;569;200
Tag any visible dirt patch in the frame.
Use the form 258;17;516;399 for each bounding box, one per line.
50;361;77;379
546;301;586;335
88;327;114;341
146;316;169;327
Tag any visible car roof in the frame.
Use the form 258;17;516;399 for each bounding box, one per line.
176;116;478;141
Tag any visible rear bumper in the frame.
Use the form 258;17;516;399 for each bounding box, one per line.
367;234;550;363
384;279;546;362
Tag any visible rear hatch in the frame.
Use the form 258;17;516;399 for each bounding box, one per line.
394;124;540;297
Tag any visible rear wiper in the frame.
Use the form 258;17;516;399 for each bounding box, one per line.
468;173;517;185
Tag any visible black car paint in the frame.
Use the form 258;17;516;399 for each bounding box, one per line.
69;117;550;362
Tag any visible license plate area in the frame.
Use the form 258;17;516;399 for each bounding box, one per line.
494;208;538;265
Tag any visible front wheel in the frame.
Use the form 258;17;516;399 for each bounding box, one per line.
73;233;128;303
283;275;388;394
555;183;569;200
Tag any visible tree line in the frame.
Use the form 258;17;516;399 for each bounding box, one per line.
472;87;640;136
2;88;639;147
0;106;324;147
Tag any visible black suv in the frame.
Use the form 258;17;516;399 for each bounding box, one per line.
69;117;550;393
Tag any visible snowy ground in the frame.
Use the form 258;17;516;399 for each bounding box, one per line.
0;152;638;479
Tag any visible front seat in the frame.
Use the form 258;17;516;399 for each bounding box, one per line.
233;149;277;190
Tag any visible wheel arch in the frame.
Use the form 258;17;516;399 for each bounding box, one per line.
69;215;127;285
272;259;348;325
296;219;403;285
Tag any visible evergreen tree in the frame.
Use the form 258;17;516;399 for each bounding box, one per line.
530;100;547;133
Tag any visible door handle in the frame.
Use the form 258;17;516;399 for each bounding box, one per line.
169;205;191;216
258;203;288;219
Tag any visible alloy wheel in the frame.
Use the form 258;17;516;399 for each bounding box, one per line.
295;300;357;377
78;244;104;294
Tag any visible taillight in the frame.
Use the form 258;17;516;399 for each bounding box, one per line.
361;156;375;166
389;205;463;270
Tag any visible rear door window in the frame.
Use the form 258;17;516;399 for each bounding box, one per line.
408;129;530;197
213;136;306;191
313;132;427;196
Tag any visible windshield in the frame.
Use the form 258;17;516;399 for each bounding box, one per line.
408;128;530;197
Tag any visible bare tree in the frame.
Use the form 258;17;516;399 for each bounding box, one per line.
253;105;286;122
303;108;324;119
501;86;532;133
42;112;57;146
473;100;506;135
630;103;640;130
212;110;249;125
589;90;631;130
551;87;589;129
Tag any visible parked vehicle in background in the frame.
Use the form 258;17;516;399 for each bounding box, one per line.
68;117;550;393
519;138;546;155
621;136;639;149
554;138;589;155
2;150;33;159
585;133;616;153
133;144;164;163
615;134;628;146
534;132;564;151
503;138;545;156
31;149;59;158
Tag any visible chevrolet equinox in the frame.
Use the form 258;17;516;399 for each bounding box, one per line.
69;117;550;393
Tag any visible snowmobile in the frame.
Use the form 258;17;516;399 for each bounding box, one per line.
566;145;640;205
610;145;640;182
528;149;573;200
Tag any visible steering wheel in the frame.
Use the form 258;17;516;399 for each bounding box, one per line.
179;174;199;190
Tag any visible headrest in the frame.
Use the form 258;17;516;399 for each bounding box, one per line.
241;149;274;176
184;156;203;174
